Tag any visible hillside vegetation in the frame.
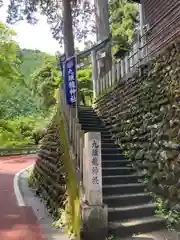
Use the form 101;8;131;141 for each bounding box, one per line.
0;24;58;148
20;49;49;85
0;23;93;149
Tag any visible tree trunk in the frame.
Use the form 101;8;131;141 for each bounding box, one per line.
95;0;112;79
62;0;75;57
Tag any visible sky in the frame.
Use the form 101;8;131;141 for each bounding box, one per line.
0;0;89;55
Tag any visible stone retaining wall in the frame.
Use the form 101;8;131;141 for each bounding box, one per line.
95;42;180;209
31;117;66;219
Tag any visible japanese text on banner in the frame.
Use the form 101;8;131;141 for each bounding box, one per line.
64;56;77;105
68;68;76;103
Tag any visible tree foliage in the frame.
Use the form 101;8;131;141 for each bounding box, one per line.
19;48;49;85
0;24;54;148
0;23;20;93
1;0;140;148
31;56;63;109
77;67;92;105
0;114;51;147
110;0;139;56
31;55;93;107
0;46;50;119
7;0;95;46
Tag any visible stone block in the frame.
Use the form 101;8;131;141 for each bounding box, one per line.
80;203;108;240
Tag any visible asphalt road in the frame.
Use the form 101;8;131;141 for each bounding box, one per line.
0;155;44;240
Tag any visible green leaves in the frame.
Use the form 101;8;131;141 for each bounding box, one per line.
19;49;49;86
0;26;56;147
0;115;51;148
0;24;20;94
109;0;138;56
77;67;93;105
31;56;62;109
7;0;95;46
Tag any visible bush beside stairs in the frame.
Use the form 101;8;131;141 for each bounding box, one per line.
78;106;166;238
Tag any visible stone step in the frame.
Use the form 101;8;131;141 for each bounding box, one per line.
102;174;142;185
102;160;131;168
102;148;122;154
108;203;156;221
78;108;94;113
108;216;166;237
103;183;146;195
101;138;115;144
78;117;101;124
101;143;121;149
102;167;135;175
79;122;104;128
78;111;96;115
101;136;114;141
78;112;99;118
102;154;125;160
78;117;102;123
103;192;152;207
85;132;112;138
78;101;166;238
81;126;107;132
78;105;93;109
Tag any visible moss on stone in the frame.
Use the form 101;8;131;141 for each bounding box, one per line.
95;41;180;227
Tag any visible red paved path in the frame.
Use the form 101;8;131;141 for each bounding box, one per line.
0;155;44;240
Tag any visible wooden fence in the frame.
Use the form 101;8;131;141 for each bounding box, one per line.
97;37;147;96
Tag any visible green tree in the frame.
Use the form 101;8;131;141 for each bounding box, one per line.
110;0;139;57
31;56;63;109
7;0;95;57
0;43;50;118
19;49;49;85
0;23;20;94
0;79;40;119
31;55;93;106
77;67;92;105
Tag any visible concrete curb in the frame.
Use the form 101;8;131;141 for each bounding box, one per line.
16;163;69;240
14;163;34;206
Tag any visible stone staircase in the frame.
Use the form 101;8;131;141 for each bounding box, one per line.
78;106;166;238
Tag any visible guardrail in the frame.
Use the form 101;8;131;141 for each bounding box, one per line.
0;145;37;156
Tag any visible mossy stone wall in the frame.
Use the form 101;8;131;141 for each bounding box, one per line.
29;110;81;240
29;117;66;218
95;42;180;210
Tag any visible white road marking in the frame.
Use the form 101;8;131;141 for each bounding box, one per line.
14;163;34;206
